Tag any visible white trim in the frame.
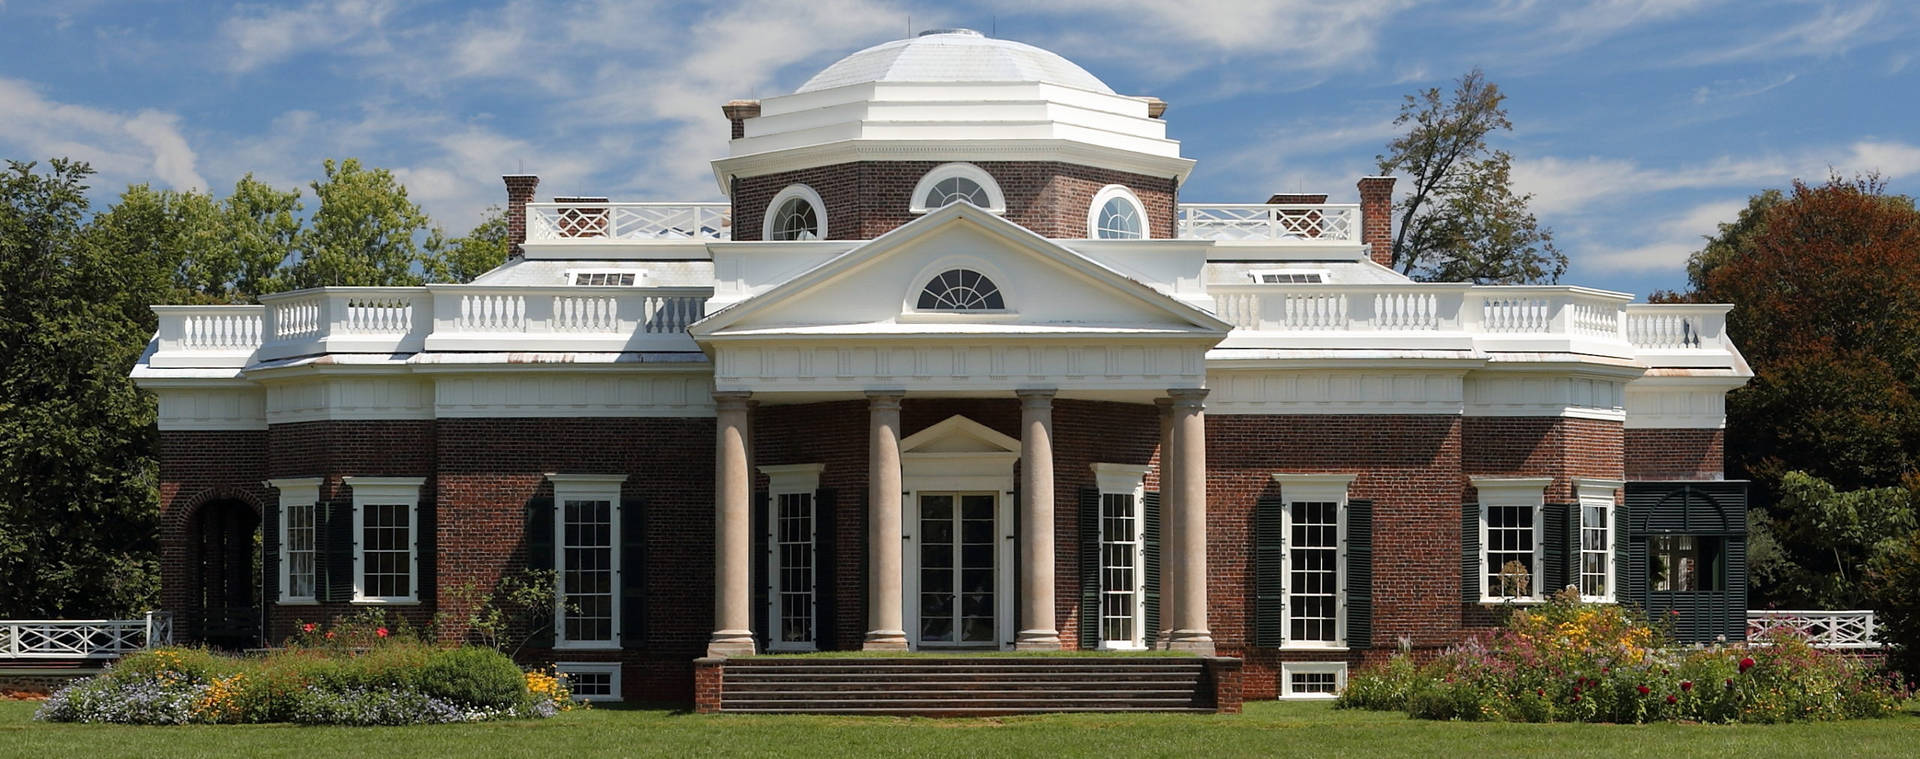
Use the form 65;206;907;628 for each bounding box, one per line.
547;474;628;650
1278;661;1348;700
554;661;623;702
900;415;1018;650
1272;474;1356;649
266;477;323;605
342;476;425;605
1087;184;1147;239
1574;478;1623;603
1091;463;1150;650
761;464;825;652
1471;477;1550;604
763;184;828;241
909;162;1006;214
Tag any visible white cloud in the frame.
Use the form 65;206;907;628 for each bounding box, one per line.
221;0;396;72
0;77;205;190
1516;138;1920;217
1684;1;1902;65
1582;198;1745;271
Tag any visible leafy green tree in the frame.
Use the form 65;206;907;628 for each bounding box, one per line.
1377;69;1564;284
428;205;510;284
1748;471;1916;608
0;159;164;616
1865;528;1920;681
290;158;435;288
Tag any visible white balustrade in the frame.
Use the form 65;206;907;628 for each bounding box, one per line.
1481;297;1552;333
0;612;172;659
342;297;415;334
1747;610;1879;649
554;296;618;332
1626;304;1728;350
1374;291;1440;331
1177;204;1360;242
458;293;528;331
525;202;733;242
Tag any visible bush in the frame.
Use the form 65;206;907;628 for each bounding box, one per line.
417;647;526;710
1337;592;1911;723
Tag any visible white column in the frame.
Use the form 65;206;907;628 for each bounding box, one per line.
1164;388;1214;655
707;391;755;657
1015;389;1062;650
863;391;909;650
1154;396;1175;649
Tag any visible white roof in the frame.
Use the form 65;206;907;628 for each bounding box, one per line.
798;29;1113;94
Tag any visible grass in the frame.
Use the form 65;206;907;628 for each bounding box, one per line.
6;699;1917;758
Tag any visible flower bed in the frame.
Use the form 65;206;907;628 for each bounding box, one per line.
1338;593;1910;723
34;616;577;726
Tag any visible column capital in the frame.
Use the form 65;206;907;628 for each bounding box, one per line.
1167;387;1209;408
1016;387;1056;408
1155;396;1174;412
864;389;904;410
713;390;753;409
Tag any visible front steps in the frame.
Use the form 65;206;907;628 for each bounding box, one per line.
704;657;1237;716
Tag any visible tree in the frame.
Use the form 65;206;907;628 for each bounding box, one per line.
1748;471;1916;608
1865;528;1920;682
428;205;510;284
1377;69;1564;284
290;158;435;289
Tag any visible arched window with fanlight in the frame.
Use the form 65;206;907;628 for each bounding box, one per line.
763;184;827;241
910;163;1006;214
1088;185;1147;239
916;269;1005;311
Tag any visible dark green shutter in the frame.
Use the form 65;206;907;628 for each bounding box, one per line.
1077;488;1102;650
320;500;355;603
416;497;434;610
752;491;769;652
1254;496;1286;647
1461;503;1480;603
1542;503;1571;597
814;488;837;650
262;501;281;611
1618;491;1644;609
523;497;555;647
1142;491;1161;649
1346;499;1373;649
620;497;646;649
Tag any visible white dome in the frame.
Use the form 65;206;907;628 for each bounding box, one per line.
797;29;1115;94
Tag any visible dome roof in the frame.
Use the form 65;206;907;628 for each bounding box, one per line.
797;29;1114;94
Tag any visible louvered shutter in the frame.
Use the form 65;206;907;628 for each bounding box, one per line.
320;500;355;603
1542;503;1571;597
1142;491;1162;649
523;497;555;648
1345;499;1373;650
752;491;770;652
262;501;281;610
813;488;837;650
1461;503;1481;603
1620;487;1649;609
620;497;647;649
416;498;435;610
1254;496;1286;647
1078;488;1102;650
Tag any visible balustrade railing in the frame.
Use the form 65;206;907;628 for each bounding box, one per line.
1747;610;1878;649
0;612;173;659
1177;203;1360;242
525;202;732;242
1626;303;1728;350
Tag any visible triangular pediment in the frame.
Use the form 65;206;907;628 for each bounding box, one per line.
900;415;1021;455
690;203;1230;341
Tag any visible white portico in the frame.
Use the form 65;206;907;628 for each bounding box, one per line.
690;203;1231;655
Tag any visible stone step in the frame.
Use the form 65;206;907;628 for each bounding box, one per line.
725;664;1203;676
726;671;1200;683
723;697;1206;710
730;658;1199;667
723;706;1220;716
723;688;1203;701
725;680;1199;693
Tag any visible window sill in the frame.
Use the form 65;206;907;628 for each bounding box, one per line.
351;598;419;606
1276;644;1349;652
1277;693;1339;701
277;598;320;607
553;642;622;652
1477;598;1547;606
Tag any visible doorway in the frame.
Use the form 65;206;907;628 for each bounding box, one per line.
192;499;260;649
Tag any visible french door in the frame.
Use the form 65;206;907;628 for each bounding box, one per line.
916;492;999;647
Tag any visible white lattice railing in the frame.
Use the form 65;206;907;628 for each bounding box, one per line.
0;612;174;659
1747;610;1879;649
1177;203;1360;242
526;202;732;242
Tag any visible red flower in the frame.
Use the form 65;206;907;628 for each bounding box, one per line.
1669;609;1680;616
1601;667;1610;675
1681;680;1693;691
1571;695;1582;702
1536;689;1545;697
1636;685;1651;695
324;631;335;639
1739;657;1755;672
302;622;316;633
1666;694;1677;704
1724;678;1734;689
376;627;389;638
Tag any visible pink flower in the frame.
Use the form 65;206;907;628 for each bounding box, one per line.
1681;680;1693;691
376;627;389;638
325;631;335;640
302;623;316;633
1738;657;1755;672
1669;609;1680;617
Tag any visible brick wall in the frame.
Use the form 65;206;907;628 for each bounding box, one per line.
156;430;271;642
732;161;1178;241
1625;428;1725;480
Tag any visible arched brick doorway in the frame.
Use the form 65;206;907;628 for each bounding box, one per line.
191;499;259;649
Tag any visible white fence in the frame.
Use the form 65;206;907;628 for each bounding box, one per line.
0;612;174;659
1177;203;1361;242
525;202;732;242
1747;610;1879;649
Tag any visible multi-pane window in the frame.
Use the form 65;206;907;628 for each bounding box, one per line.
1287;501;1340;643
1652;535;1726;592
1485;504;1538;599
1579;503;1612;600
1252;271;1325;284
360;503;412;600
284;501;316;601
923;176;990;209
569;271;637;286
561;499;616;645
916;269;1005;311
1279;661;1348;700
1291;671;1337;694
774;492;816;646
1095;197;1143;239
555;662;622;703
770;197;820;240
1100;492;1141;647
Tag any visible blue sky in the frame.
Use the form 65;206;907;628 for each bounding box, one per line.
2;0;1916;297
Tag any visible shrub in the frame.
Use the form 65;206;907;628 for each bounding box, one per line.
417;647;526;710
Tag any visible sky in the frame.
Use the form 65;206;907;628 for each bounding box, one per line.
2;0;1916;298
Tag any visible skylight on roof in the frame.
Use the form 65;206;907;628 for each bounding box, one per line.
570;271;638;287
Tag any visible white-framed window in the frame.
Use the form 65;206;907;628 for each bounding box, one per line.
909;163;1006;213
1279;661;1348;700
1575;478;1623;602
1272;473;1356;649
554;661;622;702
548;474;626;649
267;477;323;605
1472;477;1551;603
916;269;1006;311
342;476;425;604
567;270;639;287
761;464;825;652
1092;463;1150;650
764;184;826;241
1247;269;1329;284
1087;185;1146;239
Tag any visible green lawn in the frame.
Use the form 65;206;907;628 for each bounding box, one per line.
4;699;1916;758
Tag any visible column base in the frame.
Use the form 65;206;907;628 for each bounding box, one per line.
706;630;757;658
1014;630;1063;651
1164;629;1215;656
862;630;909;651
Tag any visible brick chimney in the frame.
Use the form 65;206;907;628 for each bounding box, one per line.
722;99;761;140
1266;193;1328;204
1143;97;1167;119
504;174;540;259
1357;176;1395;268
